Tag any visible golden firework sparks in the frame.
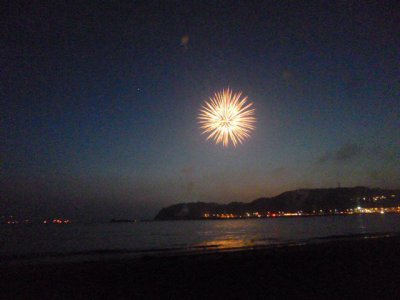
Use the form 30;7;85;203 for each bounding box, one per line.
198;88;256;147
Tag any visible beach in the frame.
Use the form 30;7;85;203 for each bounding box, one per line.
1;235;399;299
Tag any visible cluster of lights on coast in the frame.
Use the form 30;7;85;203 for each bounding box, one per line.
43;219;71;224
202;206;400;219
201;193;399;219
1;217;71;225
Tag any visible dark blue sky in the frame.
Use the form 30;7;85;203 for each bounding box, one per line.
2;1;399;220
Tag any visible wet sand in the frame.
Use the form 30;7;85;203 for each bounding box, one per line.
1;236;399;299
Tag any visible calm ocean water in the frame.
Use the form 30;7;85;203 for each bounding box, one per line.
1;215;400;264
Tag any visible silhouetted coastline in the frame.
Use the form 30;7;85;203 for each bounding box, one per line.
155;187;400;220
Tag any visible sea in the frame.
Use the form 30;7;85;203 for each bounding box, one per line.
1;214;400;264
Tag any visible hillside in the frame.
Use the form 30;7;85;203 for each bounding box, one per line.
154;187;400;220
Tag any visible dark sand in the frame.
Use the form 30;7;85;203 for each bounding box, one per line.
1;236;400;299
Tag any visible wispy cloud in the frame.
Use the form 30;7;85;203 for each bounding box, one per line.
317;143;363;164
335;144;363;161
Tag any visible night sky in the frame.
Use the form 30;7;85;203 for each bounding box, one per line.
2;1;399;220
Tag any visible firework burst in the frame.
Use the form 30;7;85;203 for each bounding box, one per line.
198;88;256;147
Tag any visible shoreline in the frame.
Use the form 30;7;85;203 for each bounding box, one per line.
1;231;399;266
1;234;400;299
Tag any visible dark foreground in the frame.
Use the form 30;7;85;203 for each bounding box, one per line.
1;236;400;299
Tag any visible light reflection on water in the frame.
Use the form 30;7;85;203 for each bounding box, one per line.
194;239;255;250
0;215;399;261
